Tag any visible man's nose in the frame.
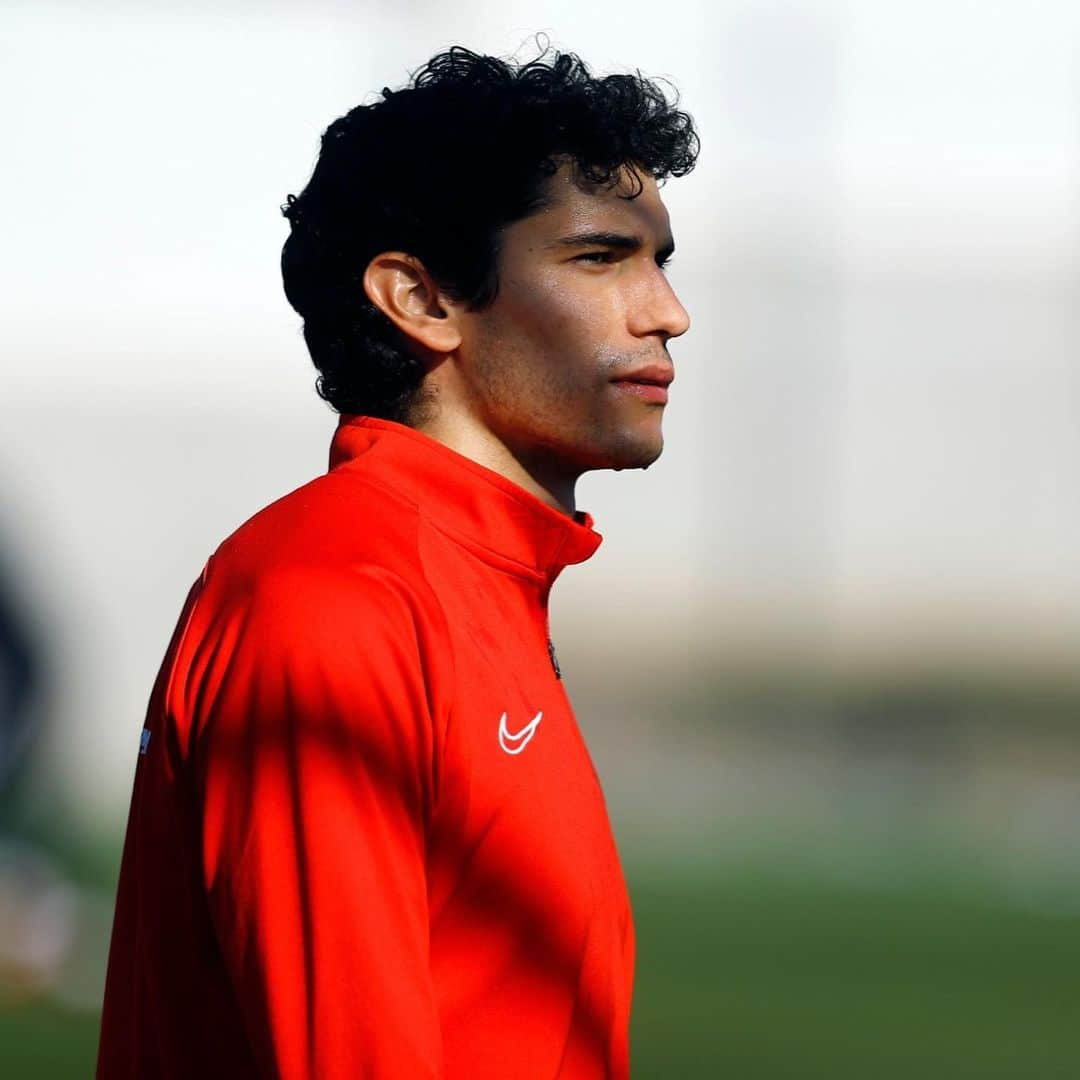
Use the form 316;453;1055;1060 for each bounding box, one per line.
648;274;691;341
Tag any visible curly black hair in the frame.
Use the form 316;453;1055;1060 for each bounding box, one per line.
281;36;700;421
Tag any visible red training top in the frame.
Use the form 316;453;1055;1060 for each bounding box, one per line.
97;416;635;1079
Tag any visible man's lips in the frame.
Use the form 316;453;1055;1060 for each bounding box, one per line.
611;363;675;387
610;363;674;403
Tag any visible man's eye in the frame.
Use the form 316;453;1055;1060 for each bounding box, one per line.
574;252;674;272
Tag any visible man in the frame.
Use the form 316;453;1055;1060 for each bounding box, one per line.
98;41;698;1079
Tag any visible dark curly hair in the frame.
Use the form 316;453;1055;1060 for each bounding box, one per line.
281;36;700;421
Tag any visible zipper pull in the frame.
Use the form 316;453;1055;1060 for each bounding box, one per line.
547;638;562;680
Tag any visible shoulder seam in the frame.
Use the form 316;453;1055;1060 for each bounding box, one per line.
161;558;213;725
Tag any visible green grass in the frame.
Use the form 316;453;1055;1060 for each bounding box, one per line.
0;998;100;1076
4;863;1079;1078
629;865;1080;1079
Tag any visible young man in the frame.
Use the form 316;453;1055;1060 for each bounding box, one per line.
98;42;698;1079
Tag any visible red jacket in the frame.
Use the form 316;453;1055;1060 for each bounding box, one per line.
98;416;635;1078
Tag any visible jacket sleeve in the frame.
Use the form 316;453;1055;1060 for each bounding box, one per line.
182;562;445;1079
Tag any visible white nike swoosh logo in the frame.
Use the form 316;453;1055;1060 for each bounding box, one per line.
498;710;543;755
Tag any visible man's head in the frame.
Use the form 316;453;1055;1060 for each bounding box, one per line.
282;41;699;486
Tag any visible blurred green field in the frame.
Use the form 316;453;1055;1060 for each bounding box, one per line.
5;856;1079;1078
630;864;1080;1079
1;1000;100;1077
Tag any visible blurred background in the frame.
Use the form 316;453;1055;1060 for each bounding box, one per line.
3;1;1079;1075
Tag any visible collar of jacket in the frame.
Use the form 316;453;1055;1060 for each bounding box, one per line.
328;415;603;584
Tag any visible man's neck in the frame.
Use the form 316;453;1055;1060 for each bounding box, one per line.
410;415;578;517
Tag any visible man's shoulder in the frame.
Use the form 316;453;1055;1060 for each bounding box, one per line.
164;471;449;739
216;466;418;577
194;467;437;630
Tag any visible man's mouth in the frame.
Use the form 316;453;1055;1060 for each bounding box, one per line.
612;362;674;386
610;380;670;404
610;363;674;403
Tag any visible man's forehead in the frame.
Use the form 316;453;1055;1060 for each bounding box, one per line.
530;160;673;243
544;158;660;206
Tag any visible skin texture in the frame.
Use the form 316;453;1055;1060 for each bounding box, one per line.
362;157;691;514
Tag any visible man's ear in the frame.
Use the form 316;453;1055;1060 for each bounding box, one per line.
362;252;463;356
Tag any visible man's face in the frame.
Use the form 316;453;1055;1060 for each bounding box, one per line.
452;158;690;479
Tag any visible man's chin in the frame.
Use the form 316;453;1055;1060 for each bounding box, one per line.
605;433;664;472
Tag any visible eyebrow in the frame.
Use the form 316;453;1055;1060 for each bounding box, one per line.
544;229;676;260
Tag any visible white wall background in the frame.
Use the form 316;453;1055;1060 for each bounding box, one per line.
2;1;1079;823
